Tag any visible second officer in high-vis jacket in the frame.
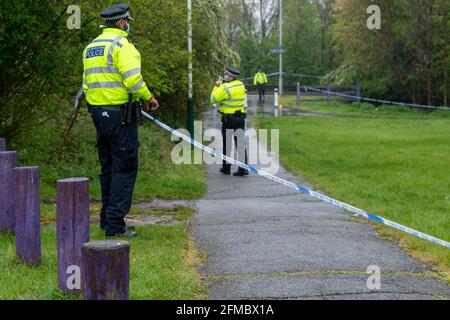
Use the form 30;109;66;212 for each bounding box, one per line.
83;3;159;237
254;67;268;102
210;67;249;177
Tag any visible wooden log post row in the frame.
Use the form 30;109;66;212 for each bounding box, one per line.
81;240;130;300
56;178;90;294
0;138;6;151
0;151;17;233
14;166;41;266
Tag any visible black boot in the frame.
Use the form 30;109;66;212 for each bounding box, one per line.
233;168;249;177
106;229;138;238
220;167;231;175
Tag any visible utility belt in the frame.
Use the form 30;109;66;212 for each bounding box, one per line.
220;110;247;121
88;105;122;112
88;94;143;126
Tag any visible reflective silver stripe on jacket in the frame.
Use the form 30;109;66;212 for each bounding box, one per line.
107;36;125;69
128;78;144;92
223;85;232;100
222;83;244;99
88;82;125;89
223;98;245;103
224;83;244;90
91;39;113;44
85;67;120;75
122;68;141;80
220;103;245;108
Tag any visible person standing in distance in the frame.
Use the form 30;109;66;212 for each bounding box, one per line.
254;66;268;102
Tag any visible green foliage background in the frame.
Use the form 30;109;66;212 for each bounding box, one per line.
0;0;235;142
225;0;449;106
0;0;236;200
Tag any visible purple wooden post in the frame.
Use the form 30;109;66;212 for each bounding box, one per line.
56;178;90;294
296;82;301;106
14;166;41;266
0;151;17;233
81;240;130;300
0;138;6;151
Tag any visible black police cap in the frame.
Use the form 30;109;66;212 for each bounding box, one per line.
226;66;240;77
100;3;135;21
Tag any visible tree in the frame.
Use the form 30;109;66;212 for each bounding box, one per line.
329;0;450;106
0;0;234;142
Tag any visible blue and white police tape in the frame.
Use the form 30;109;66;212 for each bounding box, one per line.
305;86;450;111
141;111;450;249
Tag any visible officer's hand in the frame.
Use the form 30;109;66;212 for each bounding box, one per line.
215;76;223;87
143;97;159;113
142;100;151;112
149;96;159;113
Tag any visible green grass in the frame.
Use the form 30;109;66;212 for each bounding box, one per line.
1;109;208;299
10;110;206;201
0;206;206;300
256;104;450;281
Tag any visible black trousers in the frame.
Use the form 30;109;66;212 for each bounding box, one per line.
90;107;139;236
257;84;266;101
221;112;248;171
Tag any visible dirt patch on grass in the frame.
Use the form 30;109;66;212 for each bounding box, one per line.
89;214;178;227
42;202;195;227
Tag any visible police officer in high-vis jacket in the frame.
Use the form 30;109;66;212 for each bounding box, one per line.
210;67;249;177
254;67;268;102
83;3;159;237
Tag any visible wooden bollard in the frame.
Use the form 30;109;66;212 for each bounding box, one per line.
0;138;6;151
56;178;90;293
81;240;130;300
14;166;41;266
0;151;17;233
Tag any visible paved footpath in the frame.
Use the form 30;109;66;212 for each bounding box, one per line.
192;95;450;300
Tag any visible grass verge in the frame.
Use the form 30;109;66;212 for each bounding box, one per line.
256;105;450;283
0;205;207;300
1;108;208;299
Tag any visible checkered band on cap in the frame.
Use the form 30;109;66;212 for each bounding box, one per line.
104;11;131;21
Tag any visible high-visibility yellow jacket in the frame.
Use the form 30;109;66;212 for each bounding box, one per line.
254;72;268;85
82;28;152;106
210;80;246;114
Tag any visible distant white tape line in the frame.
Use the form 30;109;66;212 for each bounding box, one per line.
305;86;450;111
242;72;325;82
267;72;325;79
142;111;450;249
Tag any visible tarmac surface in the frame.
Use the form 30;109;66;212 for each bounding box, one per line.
192;95;450;300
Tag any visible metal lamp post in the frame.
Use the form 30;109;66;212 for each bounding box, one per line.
278;0;283;96
187;0;194;137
